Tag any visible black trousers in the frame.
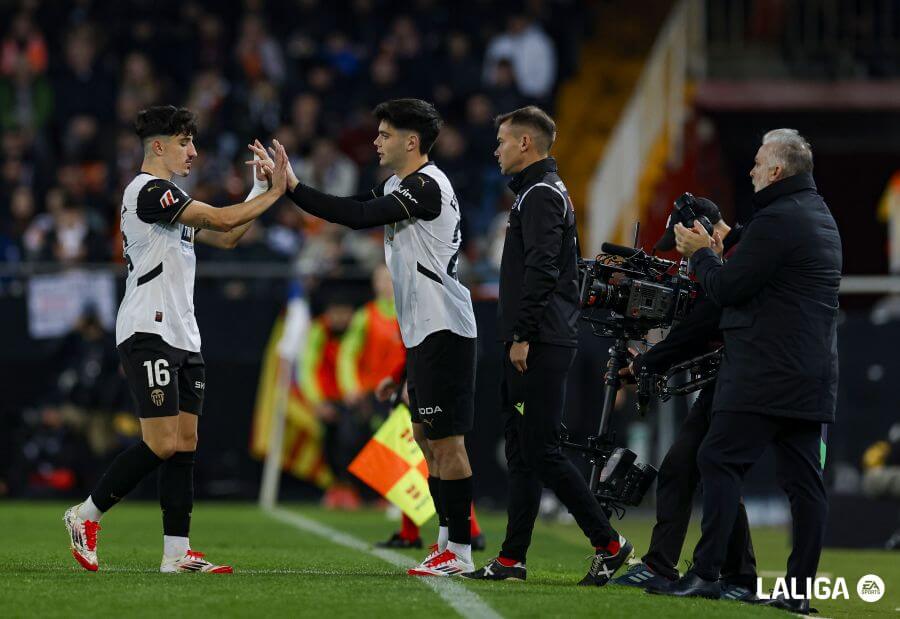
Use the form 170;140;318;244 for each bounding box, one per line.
693;411;827;595
642;387;757;587
499;343;616;563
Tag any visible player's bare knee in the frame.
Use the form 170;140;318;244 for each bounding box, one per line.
177;433;198;452
146;435;177;460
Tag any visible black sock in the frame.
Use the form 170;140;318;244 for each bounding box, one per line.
159;451;195;537
428;476;447;527
91;441;163;512
442;477;472;545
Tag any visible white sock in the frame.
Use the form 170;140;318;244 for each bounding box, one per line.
78;496;103;522
437;526;449;551
164;535;190;558
447;541;472;564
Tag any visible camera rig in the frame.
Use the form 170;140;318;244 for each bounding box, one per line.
562;242;701;518
636;347;723;414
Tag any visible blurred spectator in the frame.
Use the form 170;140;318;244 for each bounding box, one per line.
337;264;405;406
483;14;557;100
486;57;525;116
235;14;285;84
0;12;48;77
295;137;359;197
299;293;366;509
38;202;108;264
0;57;53;132
53;24;114;124
119;52;160;113
433;31;481;106
54;309;126;413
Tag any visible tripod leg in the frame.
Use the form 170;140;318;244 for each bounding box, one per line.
588;337;629;493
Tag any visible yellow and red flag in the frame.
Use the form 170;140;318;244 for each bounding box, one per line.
250;313;333;489
348;403;435;526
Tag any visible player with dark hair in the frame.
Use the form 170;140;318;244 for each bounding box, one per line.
64;105;288;573
259;98;478;576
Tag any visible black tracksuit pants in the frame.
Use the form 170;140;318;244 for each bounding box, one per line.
693;410;827;596
499;342;616;563
642;387;757;587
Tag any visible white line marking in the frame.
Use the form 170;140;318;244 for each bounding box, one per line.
265;507;502;619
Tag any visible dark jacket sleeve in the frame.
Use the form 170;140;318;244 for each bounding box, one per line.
635;293;721;374
689;210;784;307
288;174;440;230
514;187;566;341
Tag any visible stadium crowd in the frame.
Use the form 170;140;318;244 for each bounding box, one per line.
0;0;589;499
0;0;587;281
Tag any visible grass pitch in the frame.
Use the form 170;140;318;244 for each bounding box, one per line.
0;502;896;618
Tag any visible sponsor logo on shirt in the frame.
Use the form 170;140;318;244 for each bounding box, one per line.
160;189;177;208
396;187;418;204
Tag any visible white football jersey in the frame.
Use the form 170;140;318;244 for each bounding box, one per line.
116;173;200;352
381;162;477;347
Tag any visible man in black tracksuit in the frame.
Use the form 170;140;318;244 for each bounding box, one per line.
613;200;757;600
652;129;842;615
465;106;631;586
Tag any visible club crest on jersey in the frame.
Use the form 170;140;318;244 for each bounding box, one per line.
150;388;165;406
160;189;177;208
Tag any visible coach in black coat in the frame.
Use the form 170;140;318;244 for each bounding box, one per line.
688;172;841;423
649;129;842;612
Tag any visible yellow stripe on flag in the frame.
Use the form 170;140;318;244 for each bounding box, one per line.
348;403;435;526
250;314;333;489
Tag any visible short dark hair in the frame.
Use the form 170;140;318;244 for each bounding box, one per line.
373;98;443;154
135;105;198;141
494;105;556;153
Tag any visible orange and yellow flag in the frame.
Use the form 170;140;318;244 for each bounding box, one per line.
348;404;435;526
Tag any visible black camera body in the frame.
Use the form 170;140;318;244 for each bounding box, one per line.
673;192;714;236
593;444;658;507
577;243;697;339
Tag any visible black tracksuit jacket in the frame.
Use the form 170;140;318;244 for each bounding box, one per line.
498;157;580;347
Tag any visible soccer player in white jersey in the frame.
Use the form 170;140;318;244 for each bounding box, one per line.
263;99;478;576
64;105;288;573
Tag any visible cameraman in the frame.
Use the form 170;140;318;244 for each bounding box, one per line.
465;106;631;586
654;129;841;613
614;198;758;601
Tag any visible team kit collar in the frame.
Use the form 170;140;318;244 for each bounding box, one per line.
508;157;558;194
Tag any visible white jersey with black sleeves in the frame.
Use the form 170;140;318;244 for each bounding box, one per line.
116;173;200;352
381;162;477;347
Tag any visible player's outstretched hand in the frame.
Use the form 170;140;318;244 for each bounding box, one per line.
246;139;274;183
269;140;299;191
269;139;289;195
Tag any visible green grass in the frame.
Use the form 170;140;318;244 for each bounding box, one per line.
0;502;896;618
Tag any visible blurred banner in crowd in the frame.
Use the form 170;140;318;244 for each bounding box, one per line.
26;269;115;338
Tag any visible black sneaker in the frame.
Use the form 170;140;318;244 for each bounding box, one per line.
472;533;487;551
375;533;423;549
461;557;526;581
720;582;758;602
578;535;634;586
612;561;675;589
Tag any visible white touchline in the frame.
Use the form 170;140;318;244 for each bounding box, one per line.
265;507;503;619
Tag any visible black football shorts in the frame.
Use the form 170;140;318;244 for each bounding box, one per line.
407;330;476;439
117;332;205;418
